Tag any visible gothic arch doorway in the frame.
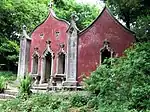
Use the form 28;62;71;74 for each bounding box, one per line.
100;39;114;65
31;47;39;75
57;53;66;74
32;54;39;74
101;49;111;64
40;40;54;84
44;52;52;82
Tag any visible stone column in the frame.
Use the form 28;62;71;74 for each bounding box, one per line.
17;25;31;80
64;14;79;86
40;57;45;84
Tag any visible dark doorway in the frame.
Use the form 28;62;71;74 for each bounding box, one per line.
101;49;111;64
57;53;65;74
32;55;38;74
45;52;52;82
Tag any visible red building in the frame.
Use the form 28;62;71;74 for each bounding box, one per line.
17;6;135;87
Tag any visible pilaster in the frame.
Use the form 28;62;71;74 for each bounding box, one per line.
64;14;79;86
17;25;31;79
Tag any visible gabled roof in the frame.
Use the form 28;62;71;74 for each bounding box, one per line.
29;8;70;37
79;6;135;36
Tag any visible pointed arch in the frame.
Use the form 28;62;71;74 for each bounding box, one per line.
100;40;114;65
40;41;55;83
56;43;67;75
31;47;40;75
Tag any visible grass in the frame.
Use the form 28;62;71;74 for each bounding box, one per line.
0;71;17;82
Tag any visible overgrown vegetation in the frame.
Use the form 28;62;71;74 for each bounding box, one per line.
0;76;6;93
0;92;93;112
0;0;150;112
85;42;150;112
0;71;16;93
0;71;17;82
18;75;32;96
0;43;150;111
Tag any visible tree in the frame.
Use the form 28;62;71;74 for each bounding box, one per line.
0;0;99;71
133;15;150;42
53;0;99;30
104;0;150;29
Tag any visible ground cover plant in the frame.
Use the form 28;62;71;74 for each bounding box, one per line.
0;76;6;93
0;71;16;82
0;92;93;112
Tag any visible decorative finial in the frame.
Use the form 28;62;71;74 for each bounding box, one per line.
60;43;65;48
46;40;51;45
22;25;27;31
48;0;54;9
71;12;79;22
34;47;38;51
104;39;109;45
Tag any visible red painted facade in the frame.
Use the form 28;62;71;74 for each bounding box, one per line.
28;10;69;75
77;7;135;82
28;7;135;83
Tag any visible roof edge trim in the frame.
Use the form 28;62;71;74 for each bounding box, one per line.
79;5;135;36
78;6;107;36
106;6;135;35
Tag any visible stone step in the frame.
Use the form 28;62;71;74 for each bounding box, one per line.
4;90;18;96
32;83;48;87
0;99;8;101
31;86;48;90
31;89;47;93
0;94;16;99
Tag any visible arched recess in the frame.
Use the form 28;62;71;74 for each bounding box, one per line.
31;47;40;75
100;40;114;65
56;43;67;75
57;52;66;74
40;40;55;83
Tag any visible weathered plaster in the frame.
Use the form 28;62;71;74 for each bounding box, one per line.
77;7;135;82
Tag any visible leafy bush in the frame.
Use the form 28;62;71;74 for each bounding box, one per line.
19;75;32;96
70;93;91;107
0;93;70;112
0;76;6;93
0;71;16;82
85;42;150;111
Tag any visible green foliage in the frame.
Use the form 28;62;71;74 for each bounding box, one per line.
0;93;72;112
0;76;6;93
85;42;150;111
0;71;16;82
133;15;150;42
105;0;150;29
53;0;99;30
70;93;91;107
0;0;99;71
0;38;19;71
104;0;150;42
19;75;32;95
0;0;48;38
0;39;19;62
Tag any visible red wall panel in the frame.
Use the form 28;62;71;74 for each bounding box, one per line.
28;11;69;76
77;7;135;82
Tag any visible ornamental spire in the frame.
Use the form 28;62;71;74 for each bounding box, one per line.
48;0;54;9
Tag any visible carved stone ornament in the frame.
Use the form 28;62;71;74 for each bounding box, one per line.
32;47;40;58
100;39;112;52
57;43;66;56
